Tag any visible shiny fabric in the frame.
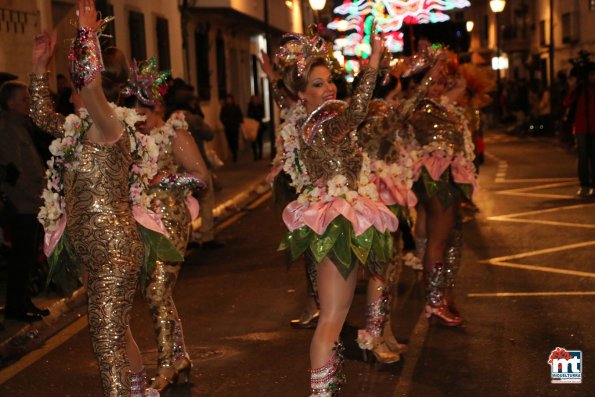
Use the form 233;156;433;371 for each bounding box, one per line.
29;74;143;397
144;131;192;371
408;99;464;154
444;215;463;288
299;68;377;190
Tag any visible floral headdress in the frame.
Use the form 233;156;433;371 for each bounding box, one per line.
122;57;171;106
275;26;342;78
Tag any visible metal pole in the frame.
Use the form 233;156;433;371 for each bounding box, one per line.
549;0;555;119
496;12;501;121
180;0;190;82
264;0;276;160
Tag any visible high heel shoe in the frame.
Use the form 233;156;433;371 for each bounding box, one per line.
131;368;160;397
425;303;464;327
357;330;401;364
383;334;408;354
174;354;193;384
290;309;320;329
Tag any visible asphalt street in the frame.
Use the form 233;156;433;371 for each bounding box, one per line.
0;132;593;396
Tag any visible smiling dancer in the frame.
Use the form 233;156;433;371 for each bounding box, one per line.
275;31;397;395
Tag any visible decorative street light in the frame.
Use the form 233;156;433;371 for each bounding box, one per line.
490;0;506;120
309;0;326;23
489;0;506;13
466;20;474;32
309;0;326;11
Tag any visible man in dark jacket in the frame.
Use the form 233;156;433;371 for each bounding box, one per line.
219;94;243;162
0;81;49;322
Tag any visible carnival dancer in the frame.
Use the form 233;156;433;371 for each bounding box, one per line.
275;31;398;395
407;52;478;327
29;1;174;395
441;63;494;316
259;50;321;329
125;60;208;392
352;70;416;361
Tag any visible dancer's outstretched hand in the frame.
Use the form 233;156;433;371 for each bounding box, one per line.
258;50;278;81
369;22;385;70
32;30;56;74
77;0;99;30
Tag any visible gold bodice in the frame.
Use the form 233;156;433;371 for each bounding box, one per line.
298;68;378;190
408;99;464;154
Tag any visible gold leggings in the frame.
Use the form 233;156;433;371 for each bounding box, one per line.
144;259;184;369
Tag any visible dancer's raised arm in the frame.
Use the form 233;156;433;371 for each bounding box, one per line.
73;0;123;143
29;31;66;137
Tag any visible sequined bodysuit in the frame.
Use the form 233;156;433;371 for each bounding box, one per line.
408;99;464;154
30;73;143;397
299;68;378;189
144;130;192;373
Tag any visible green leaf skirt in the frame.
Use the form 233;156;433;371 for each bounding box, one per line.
414;167;473;209
279;215;394;279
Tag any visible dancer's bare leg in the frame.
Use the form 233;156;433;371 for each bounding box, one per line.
310;257;358;369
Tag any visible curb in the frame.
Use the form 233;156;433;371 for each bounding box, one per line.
0;178;270;368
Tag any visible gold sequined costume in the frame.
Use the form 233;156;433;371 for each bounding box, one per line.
280;68;398;278
29;73;143;397
144;133;192;374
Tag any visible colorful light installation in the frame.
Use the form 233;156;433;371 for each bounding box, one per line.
327;0;470;71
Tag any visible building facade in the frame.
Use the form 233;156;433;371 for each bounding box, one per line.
464;0;595;85
0;0;309;158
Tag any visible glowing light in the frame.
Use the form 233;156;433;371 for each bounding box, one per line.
491;55;509;70
466;20;474;32
328;0;471;70
309;0;326;11
489;0;506;13
285;0;293;9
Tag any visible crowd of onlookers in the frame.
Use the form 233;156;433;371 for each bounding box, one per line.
496;53;595;197
0;71;274;329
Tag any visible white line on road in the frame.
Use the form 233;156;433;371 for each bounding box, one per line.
0;316;88;385
468;291;595;297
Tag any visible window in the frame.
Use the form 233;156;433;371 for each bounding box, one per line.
194;30;211;100
539;20;546;47
215;31;227;100
129;11;146;61
156;17;171;70
562;12;579;44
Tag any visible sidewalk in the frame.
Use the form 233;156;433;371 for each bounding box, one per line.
0;145;272;367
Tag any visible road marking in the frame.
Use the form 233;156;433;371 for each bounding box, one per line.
468;291;595;297
481;260;595;278
392;311;428;397
488;202;595;229
0;316;88;385
496;180;577;198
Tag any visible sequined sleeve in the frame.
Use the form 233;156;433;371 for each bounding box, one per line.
382;73;434;132
29;73;65;138
271;79;292;109
323;67;378;141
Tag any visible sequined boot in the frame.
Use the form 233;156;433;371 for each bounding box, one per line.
444;219;463;317
309;341;346;397
130;368;160;397
356;288;400;364
425;263;464;327
172;318;192;383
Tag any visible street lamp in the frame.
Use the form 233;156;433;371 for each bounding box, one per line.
490;0;506;120
466;21;474;32
309;0;326;23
